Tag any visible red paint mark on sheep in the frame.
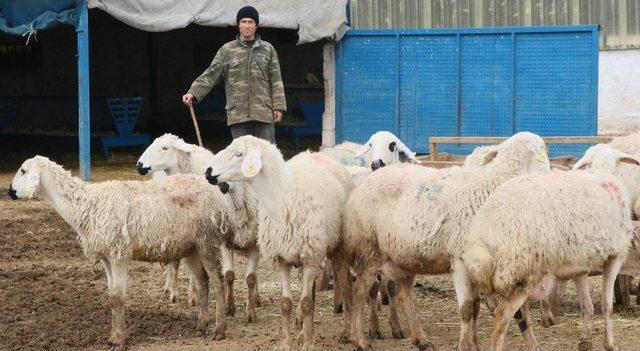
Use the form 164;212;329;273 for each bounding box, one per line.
601;181;623;205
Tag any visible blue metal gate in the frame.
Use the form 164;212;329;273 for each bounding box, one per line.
335;25;600;156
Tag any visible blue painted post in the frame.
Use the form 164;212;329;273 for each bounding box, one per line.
76;0;91;180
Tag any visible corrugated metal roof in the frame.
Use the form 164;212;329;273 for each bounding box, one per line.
349;0;640;50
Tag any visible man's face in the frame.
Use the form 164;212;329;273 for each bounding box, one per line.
238;18;257;39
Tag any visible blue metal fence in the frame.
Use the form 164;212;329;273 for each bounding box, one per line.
335;25;600;156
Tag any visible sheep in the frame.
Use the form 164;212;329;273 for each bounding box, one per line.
137;133;262;322
461;160;637;351
204;135;351;351
321;131;420;170
341;132;550;351
608;131;640;157
8;156;234;350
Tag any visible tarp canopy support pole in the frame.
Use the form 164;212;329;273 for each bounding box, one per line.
76;0;91;180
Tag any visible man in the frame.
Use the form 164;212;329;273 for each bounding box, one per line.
182;5;286;144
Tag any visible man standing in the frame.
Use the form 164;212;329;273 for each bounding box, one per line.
182;6;286;144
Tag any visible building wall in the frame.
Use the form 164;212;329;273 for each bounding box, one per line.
598;49;640;135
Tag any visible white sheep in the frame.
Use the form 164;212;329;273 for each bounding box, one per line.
205;135;351;351
462;162;636;351
137;134;261;321
341;132;550;351
608;131;640;156
8;156;234;350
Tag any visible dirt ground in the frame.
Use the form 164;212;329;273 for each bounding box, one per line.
1;153;640;351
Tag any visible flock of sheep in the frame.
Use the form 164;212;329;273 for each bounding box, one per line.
7;130;640;351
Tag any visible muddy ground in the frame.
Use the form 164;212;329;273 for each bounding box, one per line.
1;148;640;351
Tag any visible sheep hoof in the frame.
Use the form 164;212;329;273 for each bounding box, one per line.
294;317;303;330
338;331;351;344
255;294;262;307
334;303;343;314
541;315;555;328
414;340;436;351
356;343;372;351
246;309;257;323
189;297;197;307
225;303;235;317
369;329;383;339
574;340;592;351
169;293;178;304
213;327;226;341
381;295;390;305
392;330;404;339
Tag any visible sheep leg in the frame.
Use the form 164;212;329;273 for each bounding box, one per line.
602;256;624;351
317;258;333;291
396;276;435;351
452;263;480;351
199;254;226;340
368;279;382;339
188;268;201;307
349;266;378;351
107;260;129;350
163;260;181;303
516;301;541;351
245;247;260;323
101;259;113;291
490;292;528;351
332;256;344;314
573;274;594;351
299;265;319;351
278;261;293;351
185;255;210;334
379;276;390;305
334;251;353;344
220;245;236;317
386;278;403;339
540;278;567;328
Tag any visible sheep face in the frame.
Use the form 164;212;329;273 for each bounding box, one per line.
137;134;193;175
355;131;419;170
205;136;265;185
9;157;43;200
484;133;550;173
573;143;640;174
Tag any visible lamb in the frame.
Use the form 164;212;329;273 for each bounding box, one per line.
204;135;351;351
8;156;234;350
461;156;637;351
137;133;261;322
341;132;550;351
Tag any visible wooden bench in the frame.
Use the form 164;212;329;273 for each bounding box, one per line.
428;136;614;161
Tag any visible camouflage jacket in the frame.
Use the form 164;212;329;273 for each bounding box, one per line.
188;35;287;126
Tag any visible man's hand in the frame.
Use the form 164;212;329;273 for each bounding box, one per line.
182;93;195;107
273;110;283;123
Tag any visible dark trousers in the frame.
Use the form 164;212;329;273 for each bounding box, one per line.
230;121;276;144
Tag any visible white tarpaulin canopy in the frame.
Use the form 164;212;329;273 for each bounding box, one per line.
87;0;348;44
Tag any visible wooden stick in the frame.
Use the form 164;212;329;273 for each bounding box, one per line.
189;104;203;147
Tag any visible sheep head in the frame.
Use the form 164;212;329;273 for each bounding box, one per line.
137;133;194;175
355;131;420;170
9;156;47;200
573;143;640;175
205;136;276;185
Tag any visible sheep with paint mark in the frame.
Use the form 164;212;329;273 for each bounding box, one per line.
137;133;262;322
340;132;550;351
8;156;234;350
462;151;638;351
204;135;351;351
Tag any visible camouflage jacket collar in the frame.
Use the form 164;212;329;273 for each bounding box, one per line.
237;34;262;48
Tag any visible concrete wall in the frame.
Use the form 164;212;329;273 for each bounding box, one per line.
598;49;640;135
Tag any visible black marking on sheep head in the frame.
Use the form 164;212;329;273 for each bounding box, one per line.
205;167;219;185
8;183;18;200
217;182;230;194
389;141;396;152
136;162;151;175
371;160;386;171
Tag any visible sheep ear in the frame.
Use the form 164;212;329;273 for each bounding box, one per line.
572;158;590;170
618;154;640;166
354;143;371;159
396;140;420;164
174;139;195;153
483;150;499;165
25;172;40;199
242;149;262;178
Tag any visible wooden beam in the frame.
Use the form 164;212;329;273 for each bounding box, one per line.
429;136;613;145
